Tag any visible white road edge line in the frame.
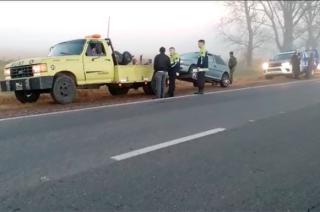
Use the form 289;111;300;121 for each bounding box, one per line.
110;128;226;161
0;79;319;122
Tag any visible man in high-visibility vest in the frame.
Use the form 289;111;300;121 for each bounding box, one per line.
167;47;180;97
195;39;208;94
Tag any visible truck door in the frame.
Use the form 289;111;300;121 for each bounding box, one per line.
83;40;114;83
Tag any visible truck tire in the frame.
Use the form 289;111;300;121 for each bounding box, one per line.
114;51;123;65
108;86;129;96
305;68;314;79
122;51;133;65
51;74;76;104
15;91;40;104
220;73;230;87
143;83;155;95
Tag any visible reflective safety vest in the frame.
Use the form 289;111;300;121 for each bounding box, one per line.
170;52;180;68
197;47;209;71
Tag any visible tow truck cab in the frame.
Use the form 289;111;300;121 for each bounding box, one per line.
0;35;155;104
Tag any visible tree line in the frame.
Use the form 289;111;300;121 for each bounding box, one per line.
219;0;320;67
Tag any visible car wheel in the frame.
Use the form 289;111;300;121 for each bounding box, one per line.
193;81;198;88
220;73;230;87
51;74;77;104
15;91;40;104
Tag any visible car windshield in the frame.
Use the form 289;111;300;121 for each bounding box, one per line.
48;39;85;56
273;53;294;61
181;53;198;60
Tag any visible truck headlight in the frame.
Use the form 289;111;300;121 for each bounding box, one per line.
32;64;47;74
262;62;269;70
282;62;291;69
4;68;11;80
4;68;10;76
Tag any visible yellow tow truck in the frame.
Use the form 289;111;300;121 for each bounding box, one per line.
0;34;156;104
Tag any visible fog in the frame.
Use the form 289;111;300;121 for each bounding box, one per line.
0;1;228;60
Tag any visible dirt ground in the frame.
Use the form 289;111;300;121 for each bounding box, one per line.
0;74;316;119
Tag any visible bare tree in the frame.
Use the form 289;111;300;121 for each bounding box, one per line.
219;1;268;67
302;1;320;49
259;1;308;51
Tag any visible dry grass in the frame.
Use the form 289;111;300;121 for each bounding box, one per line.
0;66;294;118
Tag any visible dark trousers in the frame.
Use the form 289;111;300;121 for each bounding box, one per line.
229;67;235;83
155;71;166;98
167;72;176;97
197;71;205;92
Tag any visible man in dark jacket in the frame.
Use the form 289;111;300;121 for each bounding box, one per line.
228;51;237;84
153;47;171;98
291;51;300;79
195;39;208;95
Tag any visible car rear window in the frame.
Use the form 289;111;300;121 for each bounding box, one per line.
214;55;226;65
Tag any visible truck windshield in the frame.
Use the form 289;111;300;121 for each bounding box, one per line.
273;53;294;61
49;39;85;56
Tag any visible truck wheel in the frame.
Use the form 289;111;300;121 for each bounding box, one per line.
51;74;76;104
305;69;314;79
122;51;133;65
108;86;129;95
114;51;123;65
15;91;40;104
143;83;155;95
220;73;230;88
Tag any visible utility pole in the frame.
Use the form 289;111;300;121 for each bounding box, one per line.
107;16;111;38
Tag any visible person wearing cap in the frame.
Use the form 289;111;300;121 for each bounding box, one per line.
153;47;171;98
228;51;237;84
291;50;300;79
167;47;180;97
195;39;208;94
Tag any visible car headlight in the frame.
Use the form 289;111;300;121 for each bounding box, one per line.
32;64;47;74
262;62;269;70
317;64;320;70
282;62;291;69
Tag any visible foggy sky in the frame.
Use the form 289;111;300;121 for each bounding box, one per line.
0;1;233;60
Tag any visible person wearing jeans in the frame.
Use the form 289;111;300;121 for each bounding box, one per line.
153;47;171;98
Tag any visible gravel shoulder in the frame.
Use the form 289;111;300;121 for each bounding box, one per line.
0;75;315;119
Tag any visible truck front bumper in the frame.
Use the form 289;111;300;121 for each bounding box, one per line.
0;76;54;92
264;66;292;76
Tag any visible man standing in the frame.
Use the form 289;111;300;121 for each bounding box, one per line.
153;47;171;98
306;52;314;78
167;47;180;97
228;51;237;84
195;39;208;95
291;51;300;79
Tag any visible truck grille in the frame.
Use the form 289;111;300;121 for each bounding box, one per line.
10;65;33;79
269;63;281;68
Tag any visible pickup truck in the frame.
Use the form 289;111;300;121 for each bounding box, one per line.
262;50;319;79
0;35;155;104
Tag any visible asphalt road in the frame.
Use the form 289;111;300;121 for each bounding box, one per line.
1;79;320;211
